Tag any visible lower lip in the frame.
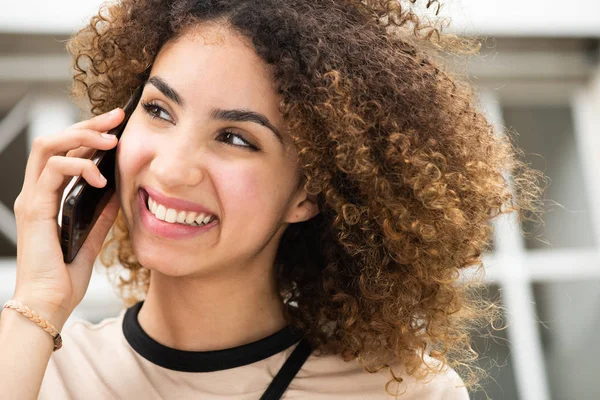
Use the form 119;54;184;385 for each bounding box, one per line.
138;189;218;240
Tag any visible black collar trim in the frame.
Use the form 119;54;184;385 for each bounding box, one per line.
122;300;303;372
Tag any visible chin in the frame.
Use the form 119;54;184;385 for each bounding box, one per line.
132;243;183;275
132;241;224;278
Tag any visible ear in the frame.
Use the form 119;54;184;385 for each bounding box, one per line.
284;189;320;224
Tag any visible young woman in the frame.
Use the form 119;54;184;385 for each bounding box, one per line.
1;0;543;399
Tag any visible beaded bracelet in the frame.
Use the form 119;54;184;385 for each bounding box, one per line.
2;299;63;351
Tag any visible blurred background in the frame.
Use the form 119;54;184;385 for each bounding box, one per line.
1;1;600;399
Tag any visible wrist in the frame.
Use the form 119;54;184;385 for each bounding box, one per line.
0;304;61;353
7;295;71;332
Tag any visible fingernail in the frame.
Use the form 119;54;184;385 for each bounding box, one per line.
108;108;120;116
101;133;116;140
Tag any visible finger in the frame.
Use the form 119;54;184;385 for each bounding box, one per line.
39;156;107;194
23;105;123;190
32;156;108;221
66;146;96;159
71;108;124;131
23;128;118;195
65;108;125;168
60;147;103;202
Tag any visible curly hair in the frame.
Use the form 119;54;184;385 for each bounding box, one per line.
66;0;545;394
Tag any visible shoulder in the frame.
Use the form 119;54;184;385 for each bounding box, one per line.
295;352;469;399
397;356;470;400
50;310;126;364
61;310;124;345
39;311;128;399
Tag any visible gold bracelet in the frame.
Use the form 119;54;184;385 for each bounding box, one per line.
2;299;63;351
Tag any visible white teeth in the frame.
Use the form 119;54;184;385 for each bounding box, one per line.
146;194;214;226
184;212;197;224
155;204;167;221
165;208;177;223
195;213;206;225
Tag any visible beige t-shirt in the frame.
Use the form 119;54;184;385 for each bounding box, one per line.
39;301;469;399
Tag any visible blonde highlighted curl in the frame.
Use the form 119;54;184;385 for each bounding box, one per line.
67;0;545;394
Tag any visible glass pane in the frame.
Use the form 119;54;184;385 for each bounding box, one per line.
502;105;596;250
469;284;520;400
532;281;600;400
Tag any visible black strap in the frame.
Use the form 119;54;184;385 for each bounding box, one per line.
259;338;312;400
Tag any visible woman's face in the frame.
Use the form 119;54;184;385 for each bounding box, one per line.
115;23;316;277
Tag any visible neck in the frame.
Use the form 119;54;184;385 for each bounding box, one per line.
137;266;287;352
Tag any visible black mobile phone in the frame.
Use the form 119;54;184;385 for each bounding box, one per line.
60;85;143;263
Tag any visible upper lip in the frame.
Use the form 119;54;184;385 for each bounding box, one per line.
142;186;218;218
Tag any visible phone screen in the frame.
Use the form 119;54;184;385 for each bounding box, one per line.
60;85;143;263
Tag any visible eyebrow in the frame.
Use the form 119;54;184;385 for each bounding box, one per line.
146;76;283;144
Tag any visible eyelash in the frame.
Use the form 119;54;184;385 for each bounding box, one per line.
140;101;259;151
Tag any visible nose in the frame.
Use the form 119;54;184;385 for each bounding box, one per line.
149;138;204;189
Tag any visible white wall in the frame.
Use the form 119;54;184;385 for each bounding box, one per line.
1;0;600;37
442;0;600;37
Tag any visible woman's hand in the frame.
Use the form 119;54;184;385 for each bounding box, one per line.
11;108;125;327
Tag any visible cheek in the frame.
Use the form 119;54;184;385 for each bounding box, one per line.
115;126;156;218
116;127;154;182
214;165;262;209
213;162;288;223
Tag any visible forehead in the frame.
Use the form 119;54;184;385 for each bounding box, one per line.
150;23;282;124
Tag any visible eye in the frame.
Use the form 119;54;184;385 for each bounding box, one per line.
217;131;259;151
141;101;173;122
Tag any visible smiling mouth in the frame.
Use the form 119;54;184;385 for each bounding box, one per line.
140;188;218;227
